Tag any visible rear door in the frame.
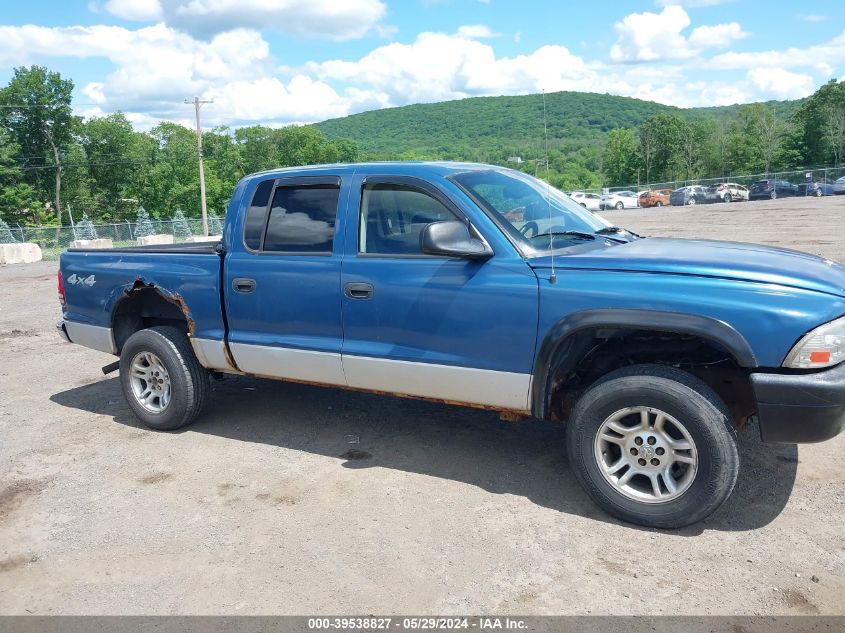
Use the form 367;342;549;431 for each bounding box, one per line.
340;174;539;411
224;174;348;385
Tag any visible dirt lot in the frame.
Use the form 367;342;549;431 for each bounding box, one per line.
1;195;843;615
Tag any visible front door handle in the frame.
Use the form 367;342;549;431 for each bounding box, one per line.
345;282;374;300
233;278;256;293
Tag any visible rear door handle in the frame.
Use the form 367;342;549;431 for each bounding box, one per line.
344;282;374;300
233;278;256;293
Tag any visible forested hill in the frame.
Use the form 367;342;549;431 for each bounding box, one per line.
314;91;801;159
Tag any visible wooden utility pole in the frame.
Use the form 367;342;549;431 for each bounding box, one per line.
185;97;213;236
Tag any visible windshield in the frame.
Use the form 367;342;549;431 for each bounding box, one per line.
451;169;625;253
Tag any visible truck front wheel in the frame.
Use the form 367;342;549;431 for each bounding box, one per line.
566;364;739;528
119;326;209;431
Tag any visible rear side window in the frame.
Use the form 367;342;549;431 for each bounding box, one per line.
359;184;459;255
263;185;340;253
244;179;274;250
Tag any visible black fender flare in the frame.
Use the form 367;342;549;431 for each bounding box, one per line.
530;309;757;419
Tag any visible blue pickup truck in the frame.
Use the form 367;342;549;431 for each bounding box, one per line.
57;162;845;528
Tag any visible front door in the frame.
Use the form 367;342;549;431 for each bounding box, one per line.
340;175;539;411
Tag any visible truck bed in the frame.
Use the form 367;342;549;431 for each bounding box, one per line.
60;245;226;349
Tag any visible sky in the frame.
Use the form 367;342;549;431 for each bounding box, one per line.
0;0;842;130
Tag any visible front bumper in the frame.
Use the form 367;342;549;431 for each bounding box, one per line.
56;319;71;343
751;362;845;443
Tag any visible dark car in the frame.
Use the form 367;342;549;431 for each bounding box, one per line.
749;179;799;200
670;185;707;206
798;182;835;197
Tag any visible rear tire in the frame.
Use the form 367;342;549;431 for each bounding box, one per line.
723;193;732;203
615;201;624;210
119;326;209;431
687;197;697;206
565;364;739;529
815;188;823;197
655;201;663;207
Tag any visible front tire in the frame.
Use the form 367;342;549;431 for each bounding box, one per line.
723;193;732;203
565;364;739;529
119;326;210;431
687;196;697;206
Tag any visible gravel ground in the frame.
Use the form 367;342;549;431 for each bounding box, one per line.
0;195;843;615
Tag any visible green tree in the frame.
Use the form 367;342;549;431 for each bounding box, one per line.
134;206;155;237
0;66;77;225
602;128;638;186
0;218;16;243
0;129;37;225
76;212;98;240
791;79;845;166
208;210;224;235
81;112;149;220
172;208;192;239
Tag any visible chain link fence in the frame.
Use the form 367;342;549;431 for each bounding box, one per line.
4;164;844;261
589;166;845;195
4;218;214;261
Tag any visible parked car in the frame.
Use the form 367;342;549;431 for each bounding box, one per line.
799;182;835;197
638;189;672;208
599;190;639;210
58;162;845;529
749;179;799;200
705;183;748;203
669;185;708;206
569;191;601;211
834;176;845;195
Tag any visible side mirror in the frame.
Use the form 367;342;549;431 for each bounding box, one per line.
420;221;493;260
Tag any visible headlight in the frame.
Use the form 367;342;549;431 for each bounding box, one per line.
783;316;845;369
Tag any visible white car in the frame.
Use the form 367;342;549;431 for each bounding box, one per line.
599;190;639;210
833;176;845;195
706;182;749;203
569;191;602;211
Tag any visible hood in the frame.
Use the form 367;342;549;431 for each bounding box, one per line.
528;237;845;298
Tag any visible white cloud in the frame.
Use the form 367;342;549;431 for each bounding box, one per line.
105;0;163;21
455;24;498;39
610;6;694;62
688;22;747;49
747;68;816;100
799;14;825;22
709;29;845;70
610;6;747;62
138;0;387;40
315;32;601;106
0;22;354;127
513;31;521;44
0;16;833;128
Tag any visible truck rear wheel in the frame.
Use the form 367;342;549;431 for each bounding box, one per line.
119;326;209;431
566;364;739;528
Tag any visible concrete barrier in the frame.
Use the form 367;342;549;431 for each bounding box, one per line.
0;242;43;264
69;238;114;249
136;234;174;246
184;235;222;243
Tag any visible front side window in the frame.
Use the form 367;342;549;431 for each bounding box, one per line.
263;185;340;253
359;184;459;255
